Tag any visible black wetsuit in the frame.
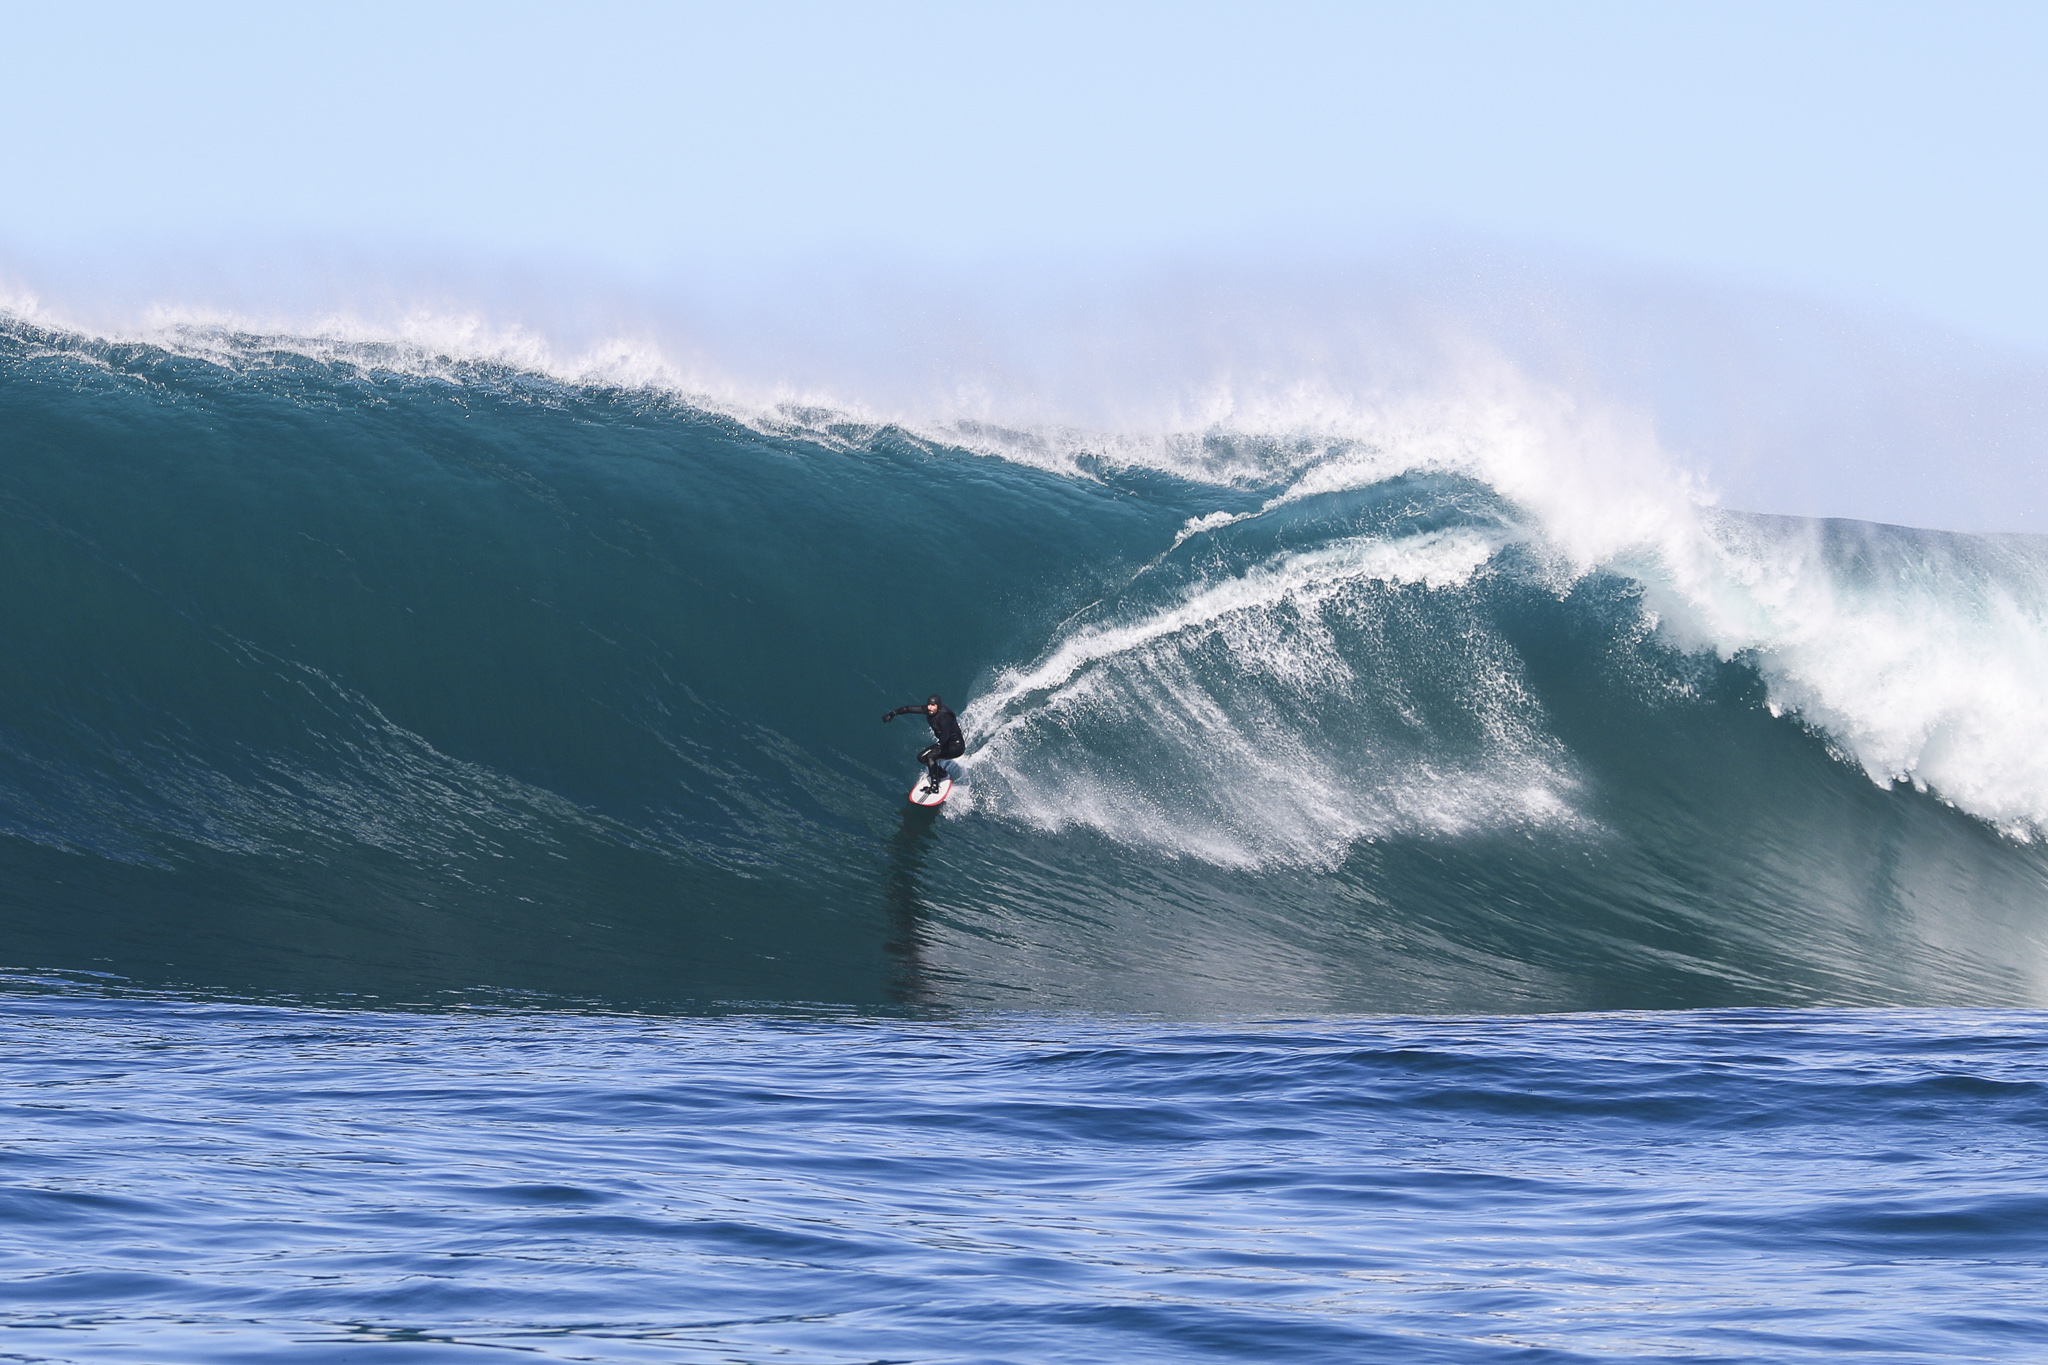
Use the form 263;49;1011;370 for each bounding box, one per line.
886;702;965;785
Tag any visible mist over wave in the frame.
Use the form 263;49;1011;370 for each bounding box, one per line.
2;272;2046;1014
10;241;2048;531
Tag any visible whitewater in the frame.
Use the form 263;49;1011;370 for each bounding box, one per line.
2;298;2045;1362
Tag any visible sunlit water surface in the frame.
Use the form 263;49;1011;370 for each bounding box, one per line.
2;986;2042;1363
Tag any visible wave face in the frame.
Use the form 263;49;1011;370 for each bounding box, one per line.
3;317;2046;1012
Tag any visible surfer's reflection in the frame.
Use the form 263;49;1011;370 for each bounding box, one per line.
884;811;941;1006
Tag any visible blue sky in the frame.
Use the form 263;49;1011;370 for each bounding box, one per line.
8;0;2047;350
8;1;2048;531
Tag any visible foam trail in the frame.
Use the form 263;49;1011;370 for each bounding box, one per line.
958;526;1582;869
972;529;1503;715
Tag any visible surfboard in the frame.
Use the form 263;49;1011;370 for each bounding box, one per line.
908;765;954;807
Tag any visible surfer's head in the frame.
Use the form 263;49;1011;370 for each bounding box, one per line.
926;694;943;712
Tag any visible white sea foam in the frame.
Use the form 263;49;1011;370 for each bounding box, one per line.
945;366;2048;853
975;528;1502;716
952;524;1584;868
1626;516;2048;836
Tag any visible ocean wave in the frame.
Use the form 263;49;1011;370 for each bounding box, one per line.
2;311;2045;1011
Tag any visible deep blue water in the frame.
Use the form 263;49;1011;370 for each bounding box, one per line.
2;986;2044;1363
3;317;2047;1360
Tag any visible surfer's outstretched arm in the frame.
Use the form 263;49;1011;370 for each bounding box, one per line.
881;704;922;722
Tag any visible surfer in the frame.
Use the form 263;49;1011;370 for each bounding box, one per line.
884;694;965;795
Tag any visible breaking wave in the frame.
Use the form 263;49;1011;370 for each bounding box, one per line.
3;311;2045;1013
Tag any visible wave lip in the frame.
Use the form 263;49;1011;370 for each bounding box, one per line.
1626;513;2048;836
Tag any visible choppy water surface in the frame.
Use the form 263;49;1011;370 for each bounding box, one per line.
2;986;2042;1363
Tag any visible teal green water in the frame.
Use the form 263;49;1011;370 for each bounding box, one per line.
3;319;2046;1013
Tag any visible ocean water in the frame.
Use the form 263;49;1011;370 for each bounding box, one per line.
2;314;2045;1360
3;988;2044;1363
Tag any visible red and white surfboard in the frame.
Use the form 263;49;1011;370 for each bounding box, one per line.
908;770;953;807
